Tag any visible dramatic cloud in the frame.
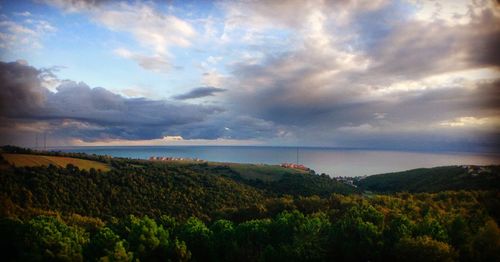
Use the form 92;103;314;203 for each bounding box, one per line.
0;61;221;143
0;60;48;116
173;87;227;100
217;0;500;151
1;0;499;151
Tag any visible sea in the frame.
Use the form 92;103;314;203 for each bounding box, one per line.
58;146;500;177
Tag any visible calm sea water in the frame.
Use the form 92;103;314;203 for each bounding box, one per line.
58;146;500;177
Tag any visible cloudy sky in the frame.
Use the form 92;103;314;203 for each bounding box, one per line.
0;0;499;152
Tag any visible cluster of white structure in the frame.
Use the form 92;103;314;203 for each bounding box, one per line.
149;156;205;162
460;165;492;176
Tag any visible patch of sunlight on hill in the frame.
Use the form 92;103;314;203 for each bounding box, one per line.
2;153;110;171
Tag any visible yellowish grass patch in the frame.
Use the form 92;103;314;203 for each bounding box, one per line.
2;153;110;171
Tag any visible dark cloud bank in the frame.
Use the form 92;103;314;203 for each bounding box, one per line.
0;61;276;145
0;61;206;142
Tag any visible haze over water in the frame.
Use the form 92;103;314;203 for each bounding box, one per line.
60;146;500;177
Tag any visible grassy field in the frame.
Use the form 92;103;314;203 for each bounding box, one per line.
1;153;110;171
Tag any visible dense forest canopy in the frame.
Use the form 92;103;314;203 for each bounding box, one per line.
0;146;499;261
356;166;500;193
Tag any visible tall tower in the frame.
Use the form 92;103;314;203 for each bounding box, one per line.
296;147;299;165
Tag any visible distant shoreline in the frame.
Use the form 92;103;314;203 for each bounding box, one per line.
42;145;500;155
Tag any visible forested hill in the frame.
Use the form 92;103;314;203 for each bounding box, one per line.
1;147;499;261
0;147;357;221
356;165;500;193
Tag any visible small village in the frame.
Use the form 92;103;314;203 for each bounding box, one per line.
460;165;492;176
149;156;205;162
332;176;367;188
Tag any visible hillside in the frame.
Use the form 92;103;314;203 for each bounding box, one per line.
0;149;357;221
0;148;499;261
136;159;358;197
160;161;309;181
213;162;308;182
1;153;110;171
356;165;500;193
193;162;357;196
0;158;265;221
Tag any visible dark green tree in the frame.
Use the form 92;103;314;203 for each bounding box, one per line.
394;236;457;262
178;217;212;261
328;205;383;261
471;220;500;262
84;227;133;262
26;216;88;261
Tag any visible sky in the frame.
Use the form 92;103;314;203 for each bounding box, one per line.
0;0;499;152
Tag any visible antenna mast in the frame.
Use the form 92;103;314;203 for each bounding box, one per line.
296;146;299;165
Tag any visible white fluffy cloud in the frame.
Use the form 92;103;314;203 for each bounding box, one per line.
93;2;195;55
114;48;172;74
44;0;195;72
0;18;55;50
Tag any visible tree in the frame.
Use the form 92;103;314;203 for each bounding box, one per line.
178;217;212;261
100;241;134;262
85;227;133;262
471;220;500;262
210;219;237;261
266;211;330;261
126;216;171;261
394;236;457;262
448;215;473;260
416;215;449;242
26;216;88;261
328;205;383;261
234;219;272;261
384;214;414;245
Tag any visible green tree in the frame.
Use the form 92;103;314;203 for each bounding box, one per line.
99;241;133;262
328;205;383;261
448;215;473;260
384;214;414;245
126;216;170;261
416;215;449;242
266;211;330;261
234;219;272;261
394;236;457;262
210;219;237;261
26;216;88;261
178;217;212;261
85;227;133;262
471;220;500;262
